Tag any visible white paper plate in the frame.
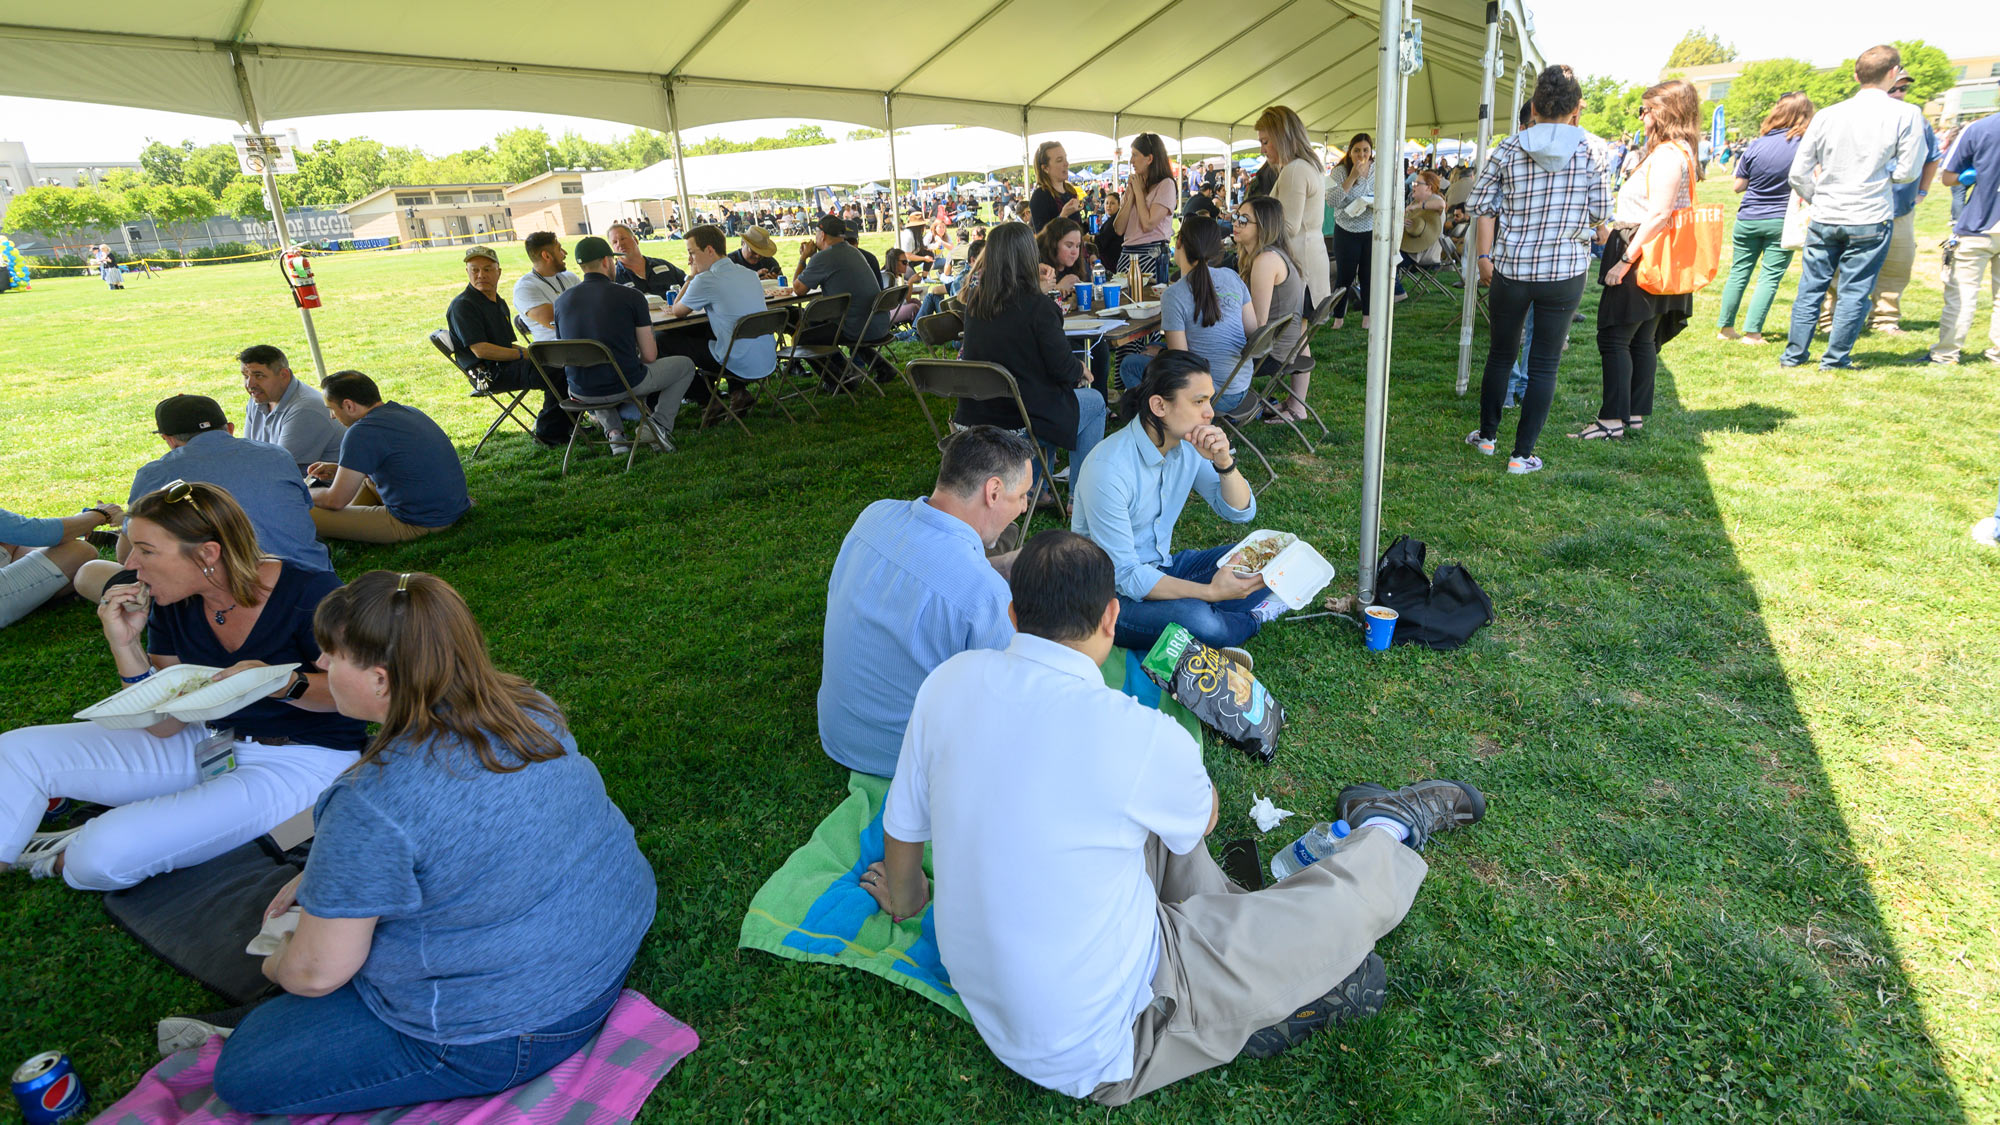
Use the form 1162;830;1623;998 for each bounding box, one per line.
1120;301;1161;318
73;663;300;729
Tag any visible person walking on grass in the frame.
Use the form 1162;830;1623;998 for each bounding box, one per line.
1716;93;1814;346
1928;109;2000;367
1571;80;1702;443
1465;64;1612;475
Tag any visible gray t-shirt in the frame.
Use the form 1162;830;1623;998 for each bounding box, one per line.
799;241;889;342
298;712;656;1044
1162;266;1253;396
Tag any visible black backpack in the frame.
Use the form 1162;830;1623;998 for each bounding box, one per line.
1372;535;1495;650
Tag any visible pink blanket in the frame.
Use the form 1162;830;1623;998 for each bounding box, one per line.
96;991;698;1125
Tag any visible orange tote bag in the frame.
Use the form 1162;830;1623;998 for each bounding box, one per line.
1635;142;1725;296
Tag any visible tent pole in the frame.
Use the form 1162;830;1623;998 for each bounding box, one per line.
1454;0;1502;396
1111;113;1121;191
1019;105;1031;218
888;96;903;233
1357;0;1413;604
661;82;695;237
1225;127;1234;209
230;50;325;384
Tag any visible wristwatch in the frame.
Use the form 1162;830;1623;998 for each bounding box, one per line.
282;671;311;701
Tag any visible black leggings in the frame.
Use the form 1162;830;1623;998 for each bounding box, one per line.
1597;313;1661;422
1478;270;1587;458
1331;225;1372;318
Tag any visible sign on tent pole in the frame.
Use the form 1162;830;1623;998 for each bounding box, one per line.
232;131;299;176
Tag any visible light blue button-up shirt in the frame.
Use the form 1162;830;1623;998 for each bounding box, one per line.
0;509;64;548
818;497;1013;777
130;431;334;573
1070;420;1256;601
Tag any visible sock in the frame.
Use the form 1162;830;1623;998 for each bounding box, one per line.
1251;595;1289;624
1358;816;1409;843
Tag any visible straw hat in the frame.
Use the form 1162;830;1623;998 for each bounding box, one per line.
742;226;780;258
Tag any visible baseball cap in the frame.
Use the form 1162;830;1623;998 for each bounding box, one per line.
574;235;613;263
818;215;846;238
463;245;499;262
154;394;228;436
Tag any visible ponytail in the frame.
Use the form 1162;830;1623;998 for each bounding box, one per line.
1117;349;1212;443
1176;214;1225;328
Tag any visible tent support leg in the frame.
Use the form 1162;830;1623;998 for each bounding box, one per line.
889;97;903;232
1358;0;1414;604
1455;2;1503;396
229;50;325;384
662;83;695;240
1019;106;1031;217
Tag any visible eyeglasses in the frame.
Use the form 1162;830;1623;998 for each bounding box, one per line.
162;479;202;514
1234;215;1255;226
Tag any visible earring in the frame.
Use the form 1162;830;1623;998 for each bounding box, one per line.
202;565;214;577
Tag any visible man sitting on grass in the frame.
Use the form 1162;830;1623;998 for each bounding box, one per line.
863;529;1486;1105
307;371;471;544
75;394;333;604
818;426;1034;778
240;344;344;473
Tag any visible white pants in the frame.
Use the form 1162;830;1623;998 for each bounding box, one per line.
0;722;357;890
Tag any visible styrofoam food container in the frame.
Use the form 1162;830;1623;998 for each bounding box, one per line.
74;663;299;729
1226;529;1335;610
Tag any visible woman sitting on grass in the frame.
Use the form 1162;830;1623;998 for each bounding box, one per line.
0;482;365;888
213;571;656;1114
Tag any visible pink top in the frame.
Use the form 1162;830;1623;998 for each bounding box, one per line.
1119;176;1178;245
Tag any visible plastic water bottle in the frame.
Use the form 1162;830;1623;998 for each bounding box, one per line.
1092;263;1105;287
1269;820;1350;882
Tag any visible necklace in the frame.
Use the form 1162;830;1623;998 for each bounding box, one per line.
213;603;237;626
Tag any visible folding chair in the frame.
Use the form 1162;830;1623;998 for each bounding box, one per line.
776;293;855;405
914;310;962;348
1438;237;1489;326
839;284;911;396
426;328;534;459
708;308;801;436
906;359;1066;534
524;339;670;474
1249;298;1335;450
1213;316;1295;494
1397;247;1458;302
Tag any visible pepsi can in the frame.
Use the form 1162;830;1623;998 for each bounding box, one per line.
12;1052;87;1124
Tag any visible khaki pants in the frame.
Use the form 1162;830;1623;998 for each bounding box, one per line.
1088;826;1428;1106
310;483;452;545
1820;211;1917;332
1932;220;2000;363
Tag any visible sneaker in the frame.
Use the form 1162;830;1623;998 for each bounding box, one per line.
1506;455;1543;474
1464;430;1495;456
156;1017;233;1056
1927;353;1959;366
1239;951;1387;1060
1337;780;1485;851
17;826;80;879
1052;465;1070;483
1985;349;2000;364
1219;646;1255;673
1972;517;2000;547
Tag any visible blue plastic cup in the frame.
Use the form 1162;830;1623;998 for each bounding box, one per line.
1102;281;1123;309
1075;283;1094;311
1363;605;1398;651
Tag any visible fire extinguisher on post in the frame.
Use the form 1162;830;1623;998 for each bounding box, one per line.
280;247;321;309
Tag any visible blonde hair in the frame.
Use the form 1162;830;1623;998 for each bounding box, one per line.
1238;195;1286;262
1641;79;1705;180
1255;105;1315;168
1759;92;1815;141
127;482;267;609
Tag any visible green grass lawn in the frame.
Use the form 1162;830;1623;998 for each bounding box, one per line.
1;194;1996;1123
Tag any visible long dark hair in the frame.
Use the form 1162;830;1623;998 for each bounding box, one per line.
1117;349;1211;443
1176;214;1225;328
1037;217;1087;278
964;221;1039;320
1130;133;1170;194
315;571;567;773
1336;132;1373;173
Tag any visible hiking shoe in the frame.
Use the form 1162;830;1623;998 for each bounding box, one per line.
1239;951;1387;1060
1336;780;1486;851
1506;455;1543;474
17;826;81;879
1465;430;1495;456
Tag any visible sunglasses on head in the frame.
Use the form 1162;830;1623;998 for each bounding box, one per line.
162;479;201;514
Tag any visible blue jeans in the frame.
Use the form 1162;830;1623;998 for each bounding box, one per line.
1783;220;1894;369
1507;313;1535;401
213;976;623;1114
1113;544;1266;652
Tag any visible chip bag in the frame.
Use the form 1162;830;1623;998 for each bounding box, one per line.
1140;624;1285;762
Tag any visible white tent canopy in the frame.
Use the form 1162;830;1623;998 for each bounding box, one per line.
0;0;1538;146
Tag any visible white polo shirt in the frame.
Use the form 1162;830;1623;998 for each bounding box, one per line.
883;632;1213;1097
510;269;580;342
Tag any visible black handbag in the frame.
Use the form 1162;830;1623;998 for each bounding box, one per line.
1372;535;1495;650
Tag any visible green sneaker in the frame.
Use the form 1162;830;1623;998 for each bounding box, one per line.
1239;951;1387;1060
1337;779;1486;851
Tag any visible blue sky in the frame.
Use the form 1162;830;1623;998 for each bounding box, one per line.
0;1;1988;163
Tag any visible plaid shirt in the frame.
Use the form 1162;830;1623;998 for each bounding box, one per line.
1468;131;1613;282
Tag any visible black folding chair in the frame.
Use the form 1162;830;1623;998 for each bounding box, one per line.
1249;297;1335;450
906;359;1066;534
839;284;911;396
776;293;855;404
709;308;801;436
914;311;962;348
1213;316;1295;494
524;339;669;473
426;329;533;459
